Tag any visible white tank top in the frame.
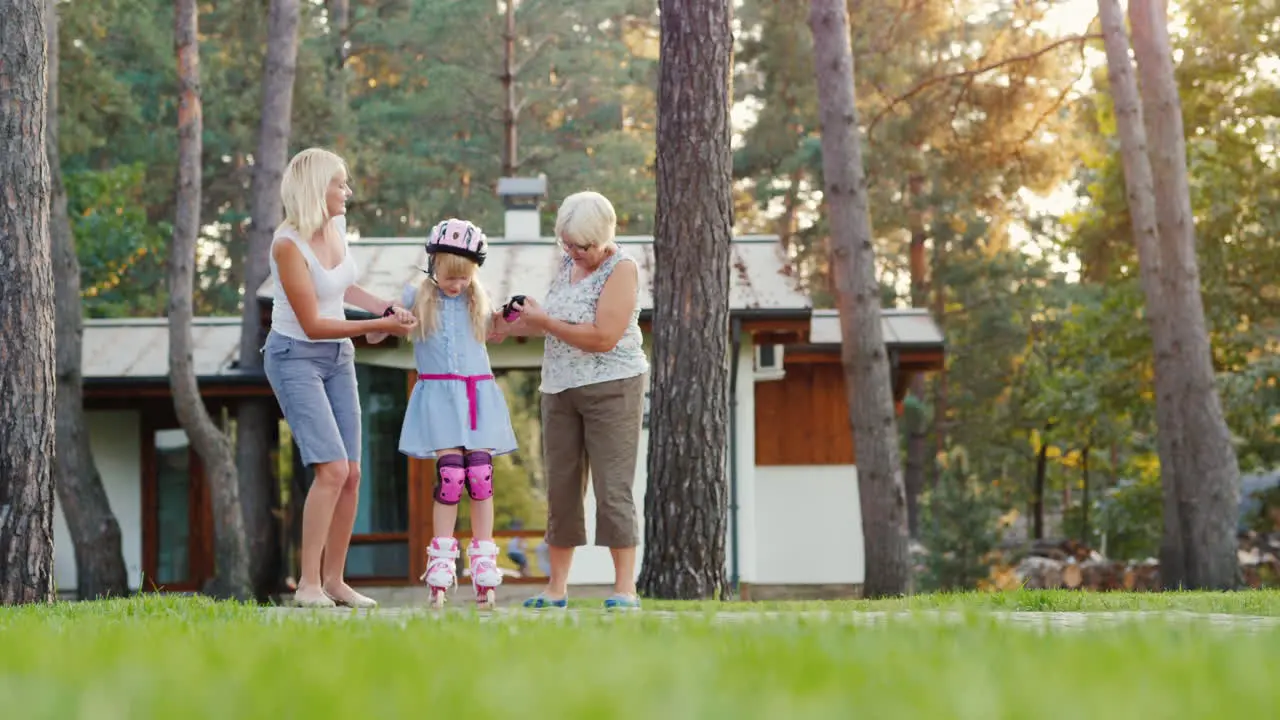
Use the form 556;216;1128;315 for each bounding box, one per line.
268;216;358;342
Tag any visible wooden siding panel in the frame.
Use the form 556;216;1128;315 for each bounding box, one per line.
754;363;856;466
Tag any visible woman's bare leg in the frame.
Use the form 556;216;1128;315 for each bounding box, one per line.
546;545;575;598
322;462;376;607
610;547;637;597
295;460;348;606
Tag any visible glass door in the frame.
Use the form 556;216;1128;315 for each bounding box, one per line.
347;364;410;580
153;429;193;585
145;426;212;592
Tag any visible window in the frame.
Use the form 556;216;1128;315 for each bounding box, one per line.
154;429;193;585
144;423;213;592
345;541;411;579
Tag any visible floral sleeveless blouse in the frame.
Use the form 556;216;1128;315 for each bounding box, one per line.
539;248;649;394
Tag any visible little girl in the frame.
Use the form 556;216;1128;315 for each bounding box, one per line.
398;218;519;609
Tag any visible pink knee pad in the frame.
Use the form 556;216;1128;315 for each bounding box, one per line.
465;451;493;501
434;454;466;505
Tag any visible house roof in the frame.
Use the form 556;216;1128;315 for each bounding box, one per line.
77;242;943;381
254;236;812;316
78;307;944;382
808;308;946;350
82;317;254;382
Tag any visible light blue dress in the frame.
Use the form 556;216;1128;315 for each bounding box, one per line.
397;283;518;459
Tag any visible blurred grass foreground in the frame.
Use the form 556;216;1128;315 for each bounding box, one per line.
3;591;1280;719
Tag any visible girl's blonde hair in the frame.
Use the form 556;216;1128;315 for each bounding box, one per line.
279;148;348;241
410;252;492;343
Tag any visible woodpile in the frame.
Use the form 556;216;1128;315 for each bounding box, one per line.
1010;533;1280;591
1016;554;1161;592
1238;531;1280;588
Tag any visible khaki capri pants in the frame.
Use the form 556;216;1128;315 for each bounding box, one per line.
541;374;646;548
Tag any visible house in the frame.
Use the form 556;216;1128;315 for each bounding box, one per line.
54;178;945;598
57;317;277;593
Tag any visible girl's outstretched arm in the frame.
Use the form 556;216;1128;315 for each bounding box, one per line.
486;310;507;343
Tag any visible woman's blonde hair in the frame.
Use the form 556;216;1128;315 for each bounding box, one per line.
555;191;617;249
279;148;348;241
410;252;492;343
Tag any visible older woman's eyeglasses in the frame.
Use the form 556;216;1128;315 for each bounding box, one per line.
559;237;592;252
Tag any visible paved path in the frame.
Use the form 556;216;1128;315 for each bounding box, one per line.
261;607;1280;633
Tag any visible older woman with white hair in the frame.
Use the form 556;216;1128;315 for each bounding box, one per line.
505;190;648;611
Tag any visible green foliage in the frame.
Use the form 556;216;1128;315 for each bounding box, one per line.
64;164;169;318
497;371;546;493
918;448;1003;592
55;0;663;316
1062;0;1280;481
1094;466;1164;562
734;0;1086;294
323;0;659;238
1218;357;1280;472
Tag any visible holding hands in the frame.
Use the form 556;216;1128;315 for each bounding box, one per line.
488;294;548;344
367;305;418;344
387;306;417;326
508;295;548;327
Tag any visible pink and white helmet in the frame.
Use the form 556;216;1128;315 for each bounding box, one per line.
426;218;487;266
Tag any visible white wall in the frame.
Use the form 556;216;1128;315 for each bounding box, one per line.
753;465;865;585
53;410;144;593
727;339;757;585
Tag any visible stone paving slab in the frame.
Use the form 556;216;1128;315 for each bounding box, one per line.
260;606;1280;633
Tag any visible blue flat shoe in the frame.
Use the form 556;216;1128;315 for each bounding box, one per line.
522;593;568;609
604;594;641;611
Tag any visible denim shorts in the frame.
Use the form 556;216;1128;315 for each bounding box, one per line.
262;330;361;466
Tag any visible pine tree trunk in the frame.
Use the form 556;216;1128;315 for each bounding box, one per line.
1127;0;1240;590
171;0;252;601
325;0;350;149
637;0;733;600
1080;443;1091;542
237;0;300;601
0;0;57;606
501;0;518;176
47;0;130;600
930;221;948;486
808;0;909;597
1032;430;1049;540
1097;0;1187;585
903;174;928;537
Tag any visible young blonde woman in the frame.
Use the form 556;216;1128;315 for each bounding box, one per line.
263;148;417;608
396;218;519;609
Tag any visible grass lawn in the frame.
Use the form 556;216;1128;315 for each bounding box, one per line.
2;591;1278;719
643;587;1280;614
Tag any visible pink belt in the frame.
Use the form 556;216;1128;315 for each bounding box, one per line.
418;373;494;430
